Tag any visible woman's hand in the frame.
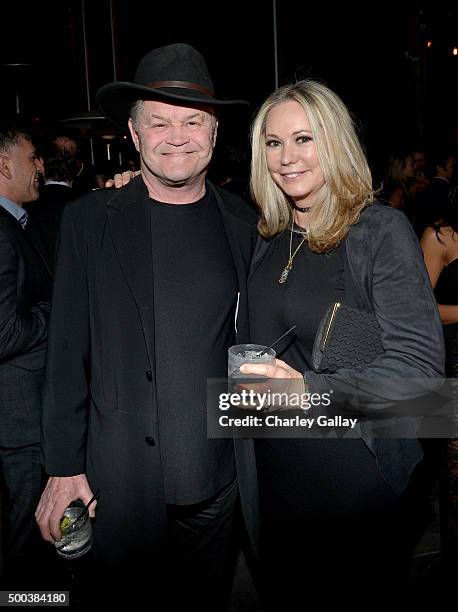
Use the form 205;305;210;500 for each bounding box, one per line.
240;358;303;379
105;170;140;188
239;358;307;409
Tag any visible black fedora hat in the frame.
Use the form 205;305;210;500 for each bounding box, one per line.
96;43;249;130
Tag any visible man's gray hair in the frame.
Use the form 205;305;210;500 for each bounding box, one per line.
0;121;32;154
130;100;144;130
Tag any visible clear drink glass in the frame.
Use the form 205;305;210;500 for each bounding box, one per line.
55;499;93;560
228;344;276;378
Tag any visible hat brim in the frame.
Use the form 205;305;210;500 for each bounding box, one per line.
96;82;250;131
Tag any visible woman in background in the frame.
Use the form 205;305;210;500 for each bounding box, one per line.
381;151;417;217
421;207;458;574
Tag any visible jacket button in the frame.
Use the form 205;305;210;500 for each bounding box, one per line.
145;436;155;447
145;370;153;382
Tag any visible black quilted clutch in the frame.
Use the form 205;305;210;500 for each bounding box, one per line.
312;302;384;373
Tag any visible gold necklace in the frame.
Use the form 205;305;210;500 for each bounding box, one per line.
278;223;308;284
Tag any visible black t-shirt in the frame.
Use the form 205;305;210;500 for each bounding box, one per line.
150;189;238;504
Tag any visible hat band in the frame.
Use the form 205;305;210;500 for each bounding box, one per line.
146;80;215;98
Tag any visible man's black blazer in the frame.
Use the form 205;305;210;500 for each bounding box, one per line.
0;205;52;447
41;176;259;564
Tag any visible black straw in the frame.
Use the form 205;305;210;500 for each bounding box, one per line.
75;489;100;522
256;325;297;357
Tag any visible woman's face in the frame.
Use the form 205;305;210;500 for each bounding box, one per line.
403;155;416;179
265;100;325;209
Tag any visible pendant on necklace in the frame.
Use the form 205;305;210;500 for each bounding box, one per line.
279;262;291;284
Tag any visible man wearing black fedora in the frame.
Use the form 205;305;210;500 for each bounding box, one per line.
35;43;258;608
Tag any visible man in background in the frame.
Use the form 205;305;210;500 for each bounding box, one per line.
25;155;79;263
0;121;52;587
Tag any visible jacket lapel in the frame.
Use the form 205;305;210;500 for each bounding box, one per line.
209;182;253;280
23;219;53;280
106;177;155;366
209;182;256;342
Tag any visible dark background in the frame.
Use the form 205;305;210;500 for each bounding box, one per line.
0;0;456;178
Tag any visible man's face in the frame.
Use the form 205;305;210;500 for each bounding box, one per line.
2;137;44;204
412;151;426;174
128;100;217;189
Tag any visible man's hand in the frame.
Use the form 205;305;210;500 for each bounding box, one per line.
35;474;96;543
105;170;140;188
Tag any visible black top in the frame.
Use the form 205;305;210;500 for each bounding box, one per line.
150;189;238;504
434;257;458;374
435;257;458;305
248;226;345;370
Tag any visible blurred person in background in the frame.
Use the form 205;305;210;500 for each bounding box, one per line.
420;201;458;575
0;121;53;588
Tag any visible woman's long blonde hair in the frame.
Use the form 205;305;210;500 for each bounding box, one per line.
250;80;374;252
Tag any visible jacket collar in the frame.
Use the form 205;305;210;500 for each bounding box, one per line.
0;195;28;226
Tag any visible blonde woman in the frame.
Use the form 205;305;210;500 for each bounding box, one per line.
241;80;444;606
